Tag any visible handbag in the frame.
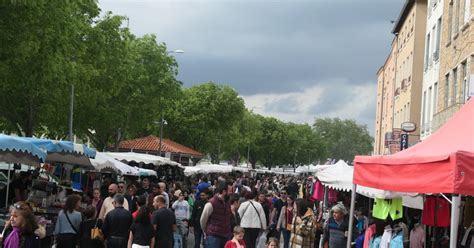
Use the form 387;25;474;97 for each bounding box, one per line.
90;219;104;240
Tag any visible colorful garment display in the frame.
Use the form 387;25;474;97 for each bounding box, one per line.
390;232;403;248
409;224;425;248
373;198;403;220
327;189;338;204
363;224;376;248
311;180;324;201
421;196;450;227
379;226;392;248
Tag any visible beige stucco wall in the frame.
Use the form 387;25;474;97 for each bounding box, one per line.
393;0;427;145
374;38;397;155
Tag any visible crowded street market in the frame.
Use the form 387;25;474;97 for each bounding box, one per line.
0;98;472;248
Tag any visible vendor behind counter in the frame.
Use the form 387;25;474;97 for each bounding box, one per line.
0;171;32;207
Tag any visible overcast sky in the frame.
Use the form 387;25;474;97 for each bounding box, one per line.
100;0;404;135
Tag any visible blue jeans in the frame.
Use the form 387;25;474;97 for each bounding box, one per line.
204;234;227;248
282;229;291;248
194;228;203;248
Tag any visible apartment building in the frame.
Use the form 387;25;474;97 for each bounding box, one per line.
374;38;397;155
420;0;444;139
392;0;428;148
433;0;473;130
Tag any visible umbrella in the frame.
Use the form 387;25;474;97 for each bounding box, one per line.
0;134;47;207
20;137;96;168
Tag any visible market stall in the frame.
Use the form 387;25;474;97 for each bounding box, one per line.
315;160;423;209
351;98;474;248
105;152;184;181
21;137;96;168
91;152;139;176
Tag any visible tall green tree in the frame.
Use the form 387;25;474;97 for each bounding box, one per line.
74;14;180;151
166;82;246;163
0;0;100;137
312;118;373;162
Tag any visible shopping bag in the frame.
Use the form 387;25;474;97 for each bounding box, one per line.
90;219;104;240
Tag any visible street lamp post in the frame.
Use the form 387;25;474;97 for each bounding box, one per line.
68;84;74;142
156;49;184;157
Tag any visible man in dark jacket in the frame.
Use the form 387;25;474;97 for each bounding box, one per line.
200;182;231;248
191;189;209;248
102;194;133;248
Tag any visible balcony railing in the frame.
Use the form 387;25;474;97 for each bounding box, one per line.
432;103;464;131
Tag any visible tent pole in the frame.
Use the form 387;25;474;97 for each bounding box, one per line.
5;163;11;208
449;194;461;248
346;183;357;248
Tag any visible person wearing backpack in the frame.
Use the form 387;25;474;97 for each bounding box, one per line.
78;205;104;248
54;194;83;248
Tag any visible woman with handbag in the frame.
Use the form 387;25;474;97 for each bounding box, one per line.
277;196;295;248
54;194;83;248
78;206;104;248
238;192;267;248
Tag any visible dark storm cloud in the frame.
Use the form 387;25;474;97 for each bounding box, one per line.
100;0;404;95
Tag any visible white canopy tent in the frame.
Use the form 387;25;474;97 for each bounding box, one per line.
134;167;157;177
184;163;250;176
104;152;184;169
91;152;139;176
295;164;332;174
315;160;423;209
184;166;204;176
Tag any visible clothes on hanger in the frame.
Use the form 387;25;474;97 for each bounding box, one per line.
422;196;450;227
409;224;425;248
363;224;376;248
372;198;403;220
311;180;324;201
390;231;404;248
379;225;392;248
355;233;365;248
369;236;381;248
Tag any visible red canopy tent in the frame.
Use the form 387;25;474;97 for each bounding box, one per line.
354;98;474;195
346;98;474;248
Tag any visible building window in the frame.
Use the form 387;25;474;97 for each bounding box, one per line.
428;86;432;130
455;0;460;33
453;68;458;103
449;1;454;38
445;73;451;108
462;61;468;101
407;102;410;121
434;82;438;114
425;33;431;70
434;17;442;60
465;0;472;24
422;91;427;132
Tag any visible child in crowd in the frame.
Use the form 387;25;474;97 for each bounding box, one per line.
266;238;279;248
224;226;246;248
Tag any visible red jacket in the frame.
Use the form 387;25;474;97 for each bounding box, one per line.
224;239;246;248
